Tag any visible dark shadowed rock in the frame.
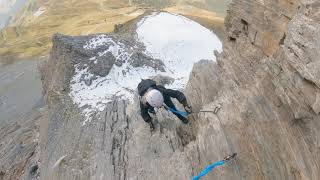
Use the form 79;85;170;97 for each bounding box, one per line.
130;51;165;72
89;52;116;77
151;75;174;86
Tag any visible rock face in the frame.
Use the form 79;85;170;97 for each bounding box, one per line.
0;109;44;180
0;59;45;180
40;32;197;180
184;0;320;179
40;1;320;180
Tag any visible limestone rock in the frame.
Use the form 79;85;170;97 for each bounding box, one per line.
39;0;320;180
89;52;116;77
130;52;165;72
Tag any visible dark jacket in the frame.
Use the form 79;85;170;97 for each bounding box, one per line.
138;79;188;122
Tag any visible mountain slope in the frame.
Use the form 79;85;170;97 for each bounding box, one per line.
25;0;320;180
0;0;225;59
39;13;222;179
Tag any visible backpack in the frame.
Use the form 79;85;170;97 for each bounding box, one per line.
138;79;157;96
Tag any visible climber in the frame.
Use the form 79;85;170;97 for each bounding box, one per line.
138;79;192;130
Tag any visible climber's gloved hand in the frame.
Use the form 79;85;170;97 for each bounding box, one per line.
148;121;155;131
184;104;193;114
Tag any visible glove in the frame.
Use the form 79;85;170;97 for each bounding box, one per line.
184;104;192;114
148;121;155;131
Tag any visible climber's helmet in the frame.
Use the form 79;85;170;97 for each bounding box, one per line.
145;89;164;108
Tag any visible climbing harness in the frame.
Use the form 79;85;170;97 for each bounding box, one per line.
192;153;237;180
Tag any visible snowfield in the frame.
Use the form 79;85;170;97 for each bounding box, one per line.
69;12;222;125
136;12;222;87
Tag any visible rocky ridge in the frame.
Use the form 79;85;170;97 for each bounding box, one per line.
39;12;219;179
3;0;319;179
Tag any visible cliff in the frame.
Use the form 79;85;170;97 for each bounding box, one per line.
37;0;320;180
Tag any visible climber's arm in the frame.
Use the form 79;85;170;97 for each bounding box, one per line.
140;101;152;123
161;87;188;106
157;86;192;113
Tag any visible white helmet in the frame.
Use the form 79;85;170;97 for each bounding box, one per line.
145;89;164;108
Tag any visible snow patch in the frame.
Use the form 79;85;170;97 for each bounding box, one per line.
136;12;222;88
69;13;222;126
84;35;131;60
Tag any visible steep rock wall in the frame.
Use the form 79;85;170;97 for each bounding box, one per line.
40;33;197;180
185;0;320;179
40;0;320;180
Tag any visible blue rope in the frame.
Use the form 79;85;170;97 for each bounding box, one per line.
166;107;189;117
192;160;225;180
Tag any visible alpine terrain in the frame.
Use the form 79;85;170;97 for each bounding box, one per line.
0;0;320;180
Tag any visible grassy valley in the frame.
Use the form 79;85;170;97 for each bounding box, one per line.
0;0;228;59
